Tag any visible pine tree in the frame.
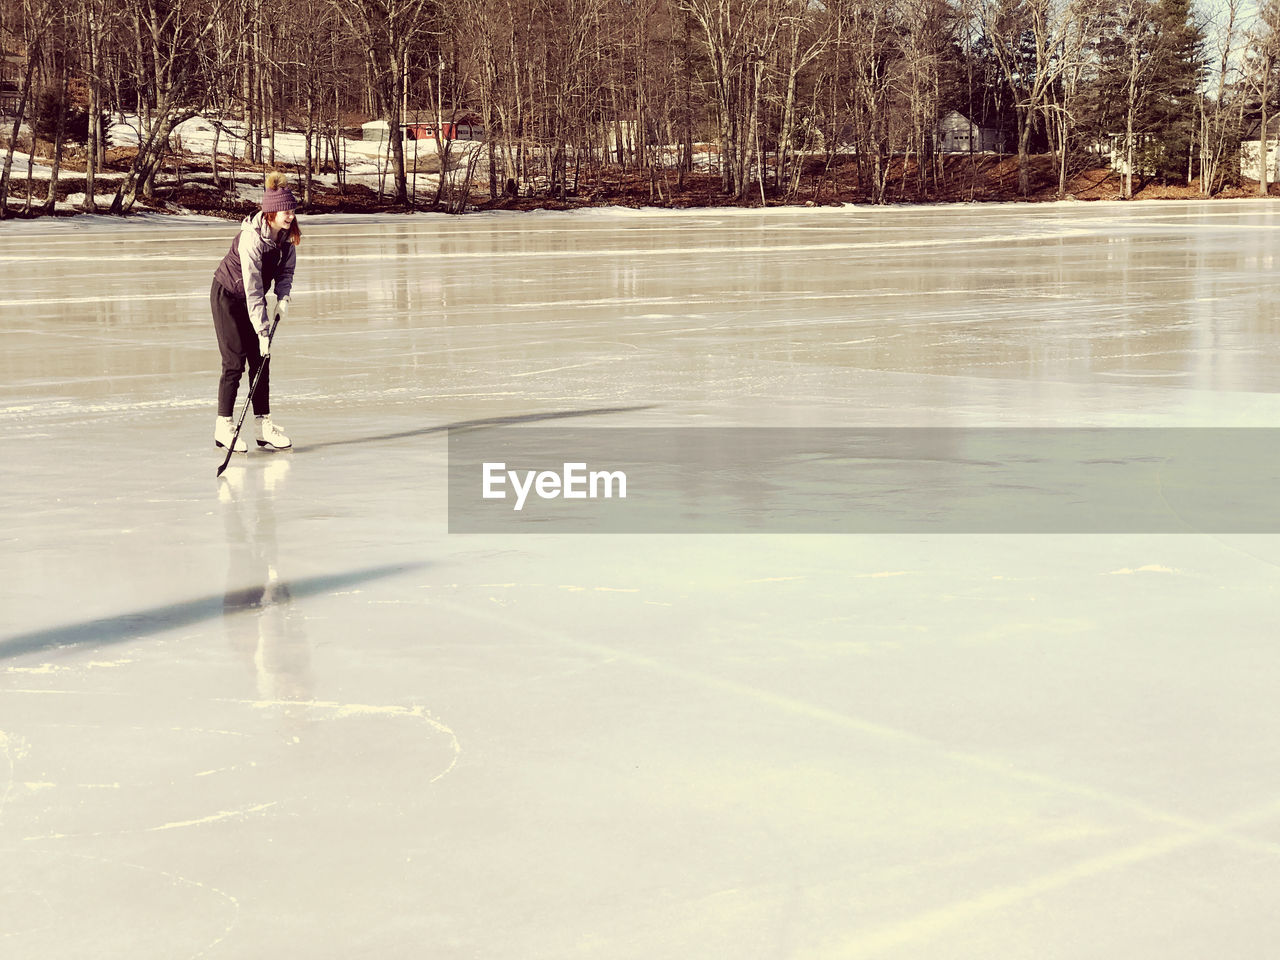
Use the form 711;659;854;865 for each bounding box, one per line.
1086;0;1206;197
1146;0;1206;184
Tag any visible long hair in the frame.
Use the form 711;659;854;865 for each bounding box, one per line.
272;216;301;246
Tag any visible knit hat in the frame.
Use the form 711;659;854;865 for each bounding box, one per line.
262;171;297;214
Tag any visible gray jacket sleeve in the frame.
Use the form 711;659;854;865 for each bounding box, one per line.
238;228;270;333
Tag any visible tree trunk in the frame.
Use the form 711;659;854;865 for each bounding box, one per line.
44;57;71;213
110;111;187;214
24;56;42;213
1260;71;1270;196
265;22;276;168
1260;110;1270;197
1017;107;1033;197
380;48;409;204
211;121;222;189
82;0;100;211
1124;104;1135;199
0;44;39;219
304;91;314;204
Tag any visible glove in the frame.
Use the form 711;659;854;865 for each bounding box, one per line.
276;296;290;324
258;326;271;358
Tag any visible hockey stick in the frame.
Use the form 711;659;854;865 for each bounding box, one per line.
216;312;280;478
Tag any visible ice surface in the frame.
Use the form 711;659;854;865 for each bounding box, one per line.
4;201;1280;958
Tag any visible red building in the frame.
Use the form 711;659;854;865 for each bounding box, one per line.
404;113;484;142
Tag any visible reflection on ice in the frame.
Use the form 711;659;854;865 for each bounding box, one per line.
220;458;312;704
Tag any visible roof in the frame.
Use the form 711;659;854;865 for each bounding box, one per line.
936;110;998;133
363;110;480;127
1241;113;1280;141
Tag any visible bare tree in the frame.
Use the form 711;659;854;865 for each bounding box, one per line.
108;0;223;213
331;0;435;205
41;0;73;213
1197;0;1242;195
1043;0;1104;198
1247;0;1280;194
770;0;834;198
455;0;517;199
895;0;953;195
0;0;55;218
288;0;344;204
680;0;781;199
840;0;903;203
75;0;112;212
979;0;1094;196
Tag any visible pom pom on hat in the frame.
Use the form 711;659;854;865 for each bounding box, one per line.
262;171;297;214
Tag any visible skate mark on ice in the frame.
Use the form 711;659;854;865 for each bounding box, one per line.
824;794;1280;959
510;359;616;378
436;599;1280;858
24;799;284;843
0;730;27;825
18;851;243;960
228;698;461;784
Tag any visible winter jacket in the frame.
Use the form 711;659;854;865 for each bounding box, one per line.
213;212;297;333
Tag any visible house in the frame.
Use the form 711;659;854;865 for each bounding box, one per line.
934;110;1003;154
604;119;638;157
0;51;25;116
1107;132;1159;177
1239;114;1280;183
361;111;483;142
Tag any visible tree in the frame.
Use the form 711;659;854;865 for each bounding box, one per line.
0;0;61;218
331;0;435;205
1088;0;1204;198
770;0;835;200
1246;0;1280;193
1196;0;1243;195
1145;0;1205;185
897;0;954;195
1041;0;1101;198
979;0;1097;196
108;0;224;213
680;0;781;199
40;3;75;213
75;0;111;212
841;0;905;203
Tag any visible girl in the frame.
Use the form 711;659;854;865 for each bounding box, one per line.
211;170;300;453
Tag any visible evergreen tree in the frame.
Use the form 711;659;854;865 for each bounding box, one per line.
1146;0;1206;183
1085;0;1205;196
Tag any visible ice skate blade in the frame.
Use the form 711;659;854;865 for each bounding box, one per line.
256;440;292;451
215;441;247;452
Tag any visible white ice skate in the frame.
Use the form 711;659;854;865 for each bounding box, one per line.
214;415;247;453
255;415;292;450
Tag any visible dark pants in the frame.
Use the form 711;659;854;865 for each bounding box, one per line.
211;281;269;418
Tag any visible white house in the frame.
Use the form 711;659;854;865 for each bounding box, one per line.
1107;133;1158;177
1240;115;1280;183
934;110;1003;154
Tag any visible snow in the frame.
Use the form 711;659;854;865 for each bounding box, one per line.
5;112;472;214
3;201;1280;957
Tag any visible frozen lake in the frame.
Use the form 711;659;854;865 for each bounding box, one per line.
4;200;1280;957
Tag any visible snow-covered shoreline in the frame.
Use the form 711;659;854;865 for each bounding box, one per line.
8;113;1275;222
